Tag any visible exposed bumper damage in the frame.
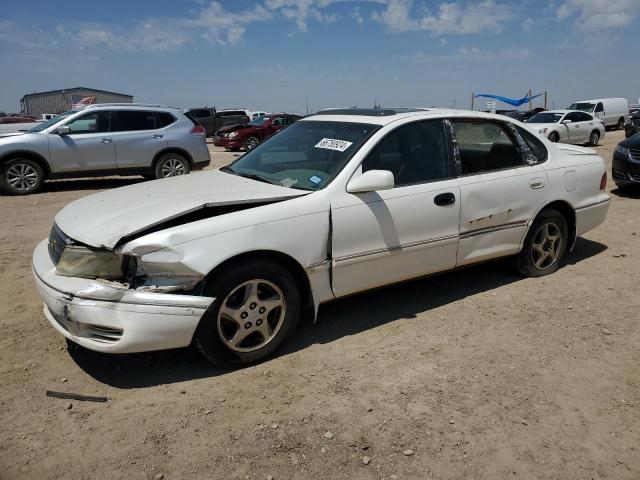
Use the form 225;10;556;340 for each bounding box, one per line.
32;240;214;353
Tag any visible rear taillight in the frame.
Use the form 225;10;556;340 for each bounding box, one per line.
191;125;206;136
599;171;607;190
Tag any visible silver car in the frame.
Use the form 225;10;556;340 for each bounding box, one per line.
0;104;211;195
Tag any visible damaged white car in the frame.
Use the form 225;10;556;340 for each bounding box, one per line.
33;108;610;367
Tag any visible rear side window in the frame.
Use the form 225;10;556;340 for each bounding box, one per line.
362;120;453;187
218;110;246;117
65;111;110;134
515;126;548;164
453;121;523;174
156;112;176;128
112;111;156;132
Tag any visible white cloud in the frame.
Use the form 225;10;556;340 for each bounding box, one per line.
402;46;531;64
556;0;639;30
372;0;515;34
265;0;340;32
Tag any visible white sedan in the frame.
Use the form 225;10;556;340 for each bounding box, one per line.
33;108;610;367
526;110;605;146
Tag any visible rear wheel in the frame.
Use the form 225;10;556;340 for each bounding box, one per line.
548;132;560;143
0;158;45;195
244;136;260;151
616;117;625;130
153;153;190;179
588;130;600;146
515;209;568;277
194;260;301;368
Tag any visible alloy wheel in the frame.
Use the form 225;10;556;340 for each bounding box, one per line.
160;158;187;177
245;136;259;150
216;279;286;353
6;162;39;192
530;222;563;270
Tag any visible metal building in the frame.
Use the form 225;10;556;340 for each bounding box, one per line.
20;87;133;116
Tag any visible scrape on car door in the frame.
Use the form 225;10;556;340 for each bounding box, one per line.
331;119;460;297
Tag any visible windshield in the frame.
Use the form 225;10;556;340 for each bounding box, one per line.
568;103;595;112
27;110;77;132
249;116;268;126
223;120;380;191
528;112;564;123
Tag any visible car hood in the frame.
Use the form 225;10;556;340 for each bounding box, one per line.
55;170;307;249
217;124;251;134
527;123;557;131
0;132;27;139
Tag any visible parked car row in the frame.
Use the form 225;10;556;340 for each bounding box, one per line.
213;113;302;151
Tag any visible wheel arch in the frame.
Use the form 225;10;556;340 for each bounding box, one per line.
0;150;52;179
202;249;316;322
152;147;194;169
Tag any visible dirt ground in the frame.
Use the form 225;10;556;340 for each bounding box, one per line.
1;131;638;480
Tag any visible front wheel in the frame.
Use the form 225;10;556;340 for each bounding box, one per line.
515;209;568;277
194;261;301;368
153;153;191;179
588;130;600;146
0;158;45;195
244;136;260;151
548;132;560;143
616;118;625;131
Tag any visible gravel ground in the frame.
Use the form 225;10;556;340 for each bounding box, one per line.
0;132;638;479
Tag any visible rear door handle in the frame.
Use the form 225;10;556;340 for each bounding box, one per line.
434;192;456;206
152;134;164;139
98;138;113;144
530;179;545;189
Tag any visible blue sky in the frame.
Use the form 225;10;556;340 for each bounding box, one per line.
1;0;638;114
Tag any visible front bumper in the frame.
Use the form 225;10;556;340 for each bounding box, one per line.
32;240;214;354
612;151;640;186
213;136;243;149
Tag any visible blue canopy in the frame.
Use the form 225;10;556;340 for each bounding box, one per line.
475;92;543;107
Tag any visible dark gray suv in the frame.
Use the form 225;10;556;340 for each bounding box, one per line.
0;104;211;195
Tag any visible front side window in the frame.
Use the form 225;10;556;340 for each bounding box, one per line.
453;121;522;175
271;117;284;126
362;120;452;187
65;111;110;134
569;102;595;112
595;103;604;113
112;111;156;132
224;120;380;191
564;112;582;122
575;112;593;122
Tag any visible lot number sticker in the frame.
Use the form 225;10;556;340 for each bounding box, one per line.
314;138;353;152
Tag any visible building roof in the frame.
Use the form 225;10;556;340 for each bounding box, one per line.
21;87;133;102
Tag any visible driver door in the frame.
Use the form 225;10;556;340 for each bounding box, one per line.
48;111;116;173
331;120;460;297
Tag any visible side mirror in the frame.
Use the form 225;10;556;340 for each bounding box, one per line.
561;119;572;124
56;126;71;135
347;170;394;194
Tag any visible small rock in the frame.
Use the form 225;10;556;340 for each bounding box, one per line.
179;389;186;394
67;403;73;410
403;449;414;456
602;328;612;335
271;424;279;429
267;476;274;480
218;398;225;403
521;419;528;426
367;407;373;412
321;447;327;453
154;474;164;480
204;409;212;415
323;431;335;439
449;419;455;424
60;378;67;383
362;456;371;465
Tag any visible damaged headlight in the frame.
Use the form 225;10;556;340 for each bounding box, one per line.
56;246;124;279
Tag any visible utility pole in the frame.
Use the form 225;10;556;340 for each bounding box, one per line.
528;88;532;111
471;92;475;110
305;98;309;116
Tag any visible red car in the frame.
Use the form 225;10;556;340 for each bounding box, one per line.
213;113;302;151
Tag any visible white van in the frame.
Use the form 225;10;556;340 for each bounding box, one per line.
568;98;629;130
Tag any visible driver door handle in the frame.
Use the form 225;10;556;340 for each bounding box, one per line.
98;138;113;144
530;179;545;189
152;134;164;139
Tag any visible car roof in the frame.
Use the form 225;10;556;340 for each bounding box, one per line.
301;108;524;126
86;103;181;112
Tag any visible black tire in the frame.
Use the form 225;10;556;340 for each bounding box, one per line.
588;130;600;146
229;147;241;152
548;132;560;143
515;208;568;277
153;153;190;179
244;136;260;151
616;118;625;131
194;260;301;368
0;157;45;195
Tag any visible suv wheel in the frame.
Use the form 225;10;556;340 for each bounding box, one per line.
154;153;190;179
194;260;301;368
548;132;560;143
515;208;568;277
0;158;45;195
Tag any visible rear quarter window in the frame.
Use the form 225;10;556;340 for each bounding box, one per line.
516;125;548;164
156;112;176;128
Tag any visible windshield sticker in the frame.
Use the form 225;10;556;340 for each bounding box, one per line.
308;175;323;185
314;138;353;152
